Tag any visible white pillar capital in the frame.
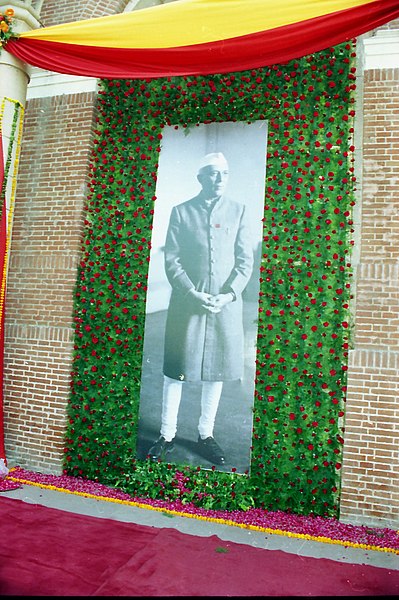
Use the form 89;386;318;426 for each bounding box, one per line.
0;1;41;33
0;2;42;102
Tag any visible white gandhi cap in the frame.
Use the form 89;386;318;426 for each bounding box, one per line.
198;152;229;173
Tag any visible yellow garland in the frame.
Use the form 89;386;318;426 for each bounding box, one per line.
7;472;399;555
0;97;24;335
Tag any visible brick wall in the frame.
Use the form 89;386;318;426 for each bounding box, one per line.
339;67;399;527
39;0;131;26
3;92;97;472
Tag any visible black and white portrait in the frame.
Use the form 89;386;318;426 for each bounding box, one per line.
136;121;267;474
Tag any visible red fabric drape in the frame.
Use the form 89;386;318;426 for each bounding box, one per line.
5;0;399;79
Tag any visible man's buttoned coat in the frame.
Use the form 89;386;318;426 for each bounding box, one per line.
163;192;254;382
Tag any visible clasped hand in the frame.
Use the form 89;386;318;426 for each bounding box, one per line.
190;290;233;313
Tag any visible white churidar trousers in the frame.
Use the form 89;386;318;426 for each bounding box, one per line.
160;375;223;442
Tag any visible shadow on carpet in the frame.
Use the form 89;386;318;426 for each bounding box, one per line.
1;497;398;596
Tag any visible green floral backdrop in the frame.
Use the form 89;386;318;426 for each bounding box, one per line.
64;41;356;518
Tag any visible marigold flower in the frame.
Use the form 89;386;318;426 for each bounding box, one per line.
5;8;14;17
0;21;9;33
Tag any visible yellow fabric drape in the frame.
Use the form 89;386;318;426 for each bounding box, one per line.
18;0;379;48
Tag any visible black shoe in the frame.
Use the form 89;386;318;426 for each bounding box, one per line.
147;436;175;461
197;436;225;465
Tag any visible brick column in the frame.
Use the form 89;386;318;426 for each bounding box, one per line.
339;28;399;529
0;2;40;464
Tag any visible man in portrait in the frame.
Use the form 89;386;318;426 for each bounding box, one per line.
147;151;254;465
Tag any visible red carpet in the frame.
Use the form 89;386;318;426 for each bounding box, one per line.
1;497;398;597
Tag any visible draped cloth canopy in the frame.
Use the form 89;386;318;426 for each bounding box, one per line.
5;0;399;80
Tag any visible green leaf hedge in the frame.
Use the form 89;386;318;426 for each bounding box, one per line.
64;41;356;518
